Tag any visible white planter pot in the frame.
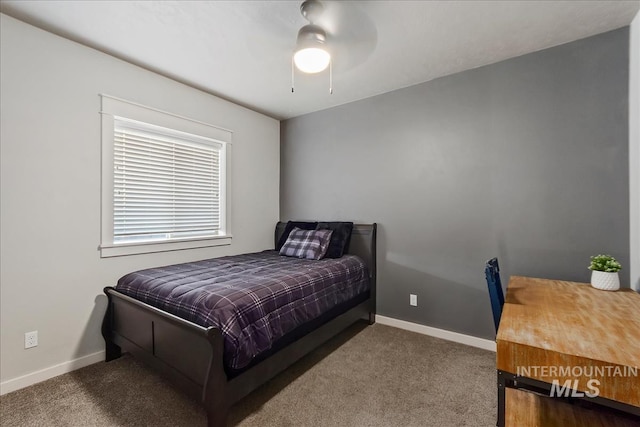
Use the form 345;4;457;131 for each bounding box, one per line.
590;270;620;291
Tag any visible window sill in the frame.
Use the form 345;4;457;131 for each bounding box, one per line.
100;235;232;258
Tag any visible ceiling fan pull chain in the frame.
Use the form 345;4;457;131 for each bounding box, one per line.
291;57;295;93
329;60;333;94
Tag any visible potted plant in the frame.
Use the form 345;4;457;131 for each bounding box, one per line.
588;254;622;291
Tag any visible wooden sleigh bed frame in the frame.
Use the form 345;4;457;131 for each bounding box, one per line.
102;222;377;427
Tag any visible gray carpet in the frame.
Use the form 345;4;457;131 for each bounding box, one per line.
0;324;496;426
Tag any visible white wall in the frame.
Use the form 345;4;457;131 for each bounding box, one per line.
631;12;640;292
0;14;280;391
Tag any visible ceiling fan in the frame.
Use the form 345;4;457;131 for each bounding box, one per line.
290;0;377;94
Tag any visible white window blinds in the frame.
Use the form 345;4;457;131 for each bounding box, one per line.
113;118;223;244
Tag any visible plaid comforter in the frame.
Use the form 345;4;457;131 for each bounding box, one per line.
115;250;370;370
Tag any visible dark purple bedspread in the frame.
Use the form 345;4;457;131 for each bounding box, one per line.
115;250;370;370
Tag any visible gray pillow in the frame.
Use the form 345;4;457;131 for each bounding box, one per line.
276;221;318;250
279;228;333;260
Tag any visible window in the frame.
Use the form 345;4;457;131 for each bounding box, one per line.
113;119;223;243
100;95;232;257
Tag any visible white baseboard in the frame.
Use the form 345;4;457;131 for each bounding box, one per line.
0;350;105;395
375;315;496;352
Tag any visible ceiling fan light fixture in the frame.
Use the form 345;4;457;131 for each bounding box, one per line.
294;24;330;73
294;47;330;74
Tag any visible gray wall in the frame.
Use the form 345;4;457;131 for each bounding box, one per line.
281;28;630;340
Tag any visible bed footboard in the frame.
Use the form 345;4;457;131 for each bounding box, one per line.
102;287;229;423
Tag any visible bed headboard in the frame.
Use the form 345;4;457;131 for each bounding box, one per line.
274;222;377;287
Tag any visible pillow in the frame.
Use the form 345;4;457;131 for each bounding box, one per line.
316;222;354;259
276;221;318;250
279;227;333;260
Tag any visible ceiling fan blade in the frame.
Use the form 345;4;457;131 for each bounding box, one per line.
318;1;378;72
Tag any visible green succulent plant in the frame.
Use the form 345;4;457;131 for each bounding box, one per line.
588;254;622;273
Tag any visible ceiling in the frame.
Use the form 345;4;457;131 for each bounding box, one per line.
1;1;639;120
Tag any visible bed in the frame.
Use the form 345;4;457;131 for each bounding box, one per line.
101;222;377;427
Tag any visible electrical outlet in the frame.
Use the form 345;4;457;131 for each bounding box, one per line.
410;294;418;307
25;331;38;349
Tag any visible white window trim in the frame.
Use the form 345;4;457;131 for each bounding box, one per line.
99;94;232;257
